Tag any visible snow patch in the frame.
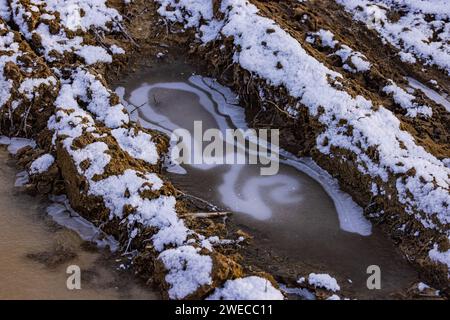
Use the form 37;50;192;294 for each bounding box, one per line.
159;245;213;299
111;128;159;165
29;153;55;174
308;273;341;292
207;276;284;300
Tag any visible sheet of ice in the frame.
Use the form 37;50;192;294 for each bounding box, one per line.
0;136;36;154
122;76;372;235
47;195;119;251
219;165;304;221
407;77;450;113
279;284;316;300
191;76;372;236
14;170;29;187
207;276;284;300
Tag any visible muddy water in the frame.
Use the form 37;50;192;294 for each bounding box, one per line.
0;150;158;299
116;62;419;299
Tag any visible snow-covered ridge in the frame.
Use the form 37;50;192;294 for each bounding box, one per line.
307;27;433;118
155;0;450;269
9;0;124;65
336;0;450;75
47;68;215;298
0;18;58;135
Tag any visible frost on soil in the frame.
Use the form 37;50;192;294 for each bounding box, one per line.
336;0;450;75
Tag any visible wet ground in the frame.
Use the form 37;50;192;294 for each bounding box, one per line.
114;61;421;299
0;149;158;299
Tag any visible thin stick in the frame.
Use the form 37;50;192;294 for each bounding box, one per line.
130;102;146;114
266;99;292;118
179;212;231;219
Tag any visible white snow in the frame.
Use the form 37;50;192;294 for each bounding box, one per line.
158;245;213;299
29;153;55;174
37;0;122;32
383;80;432;117
10;0;121;64
207;276;284;300
308;29;371;73
88;169;188;252
0;0;9;21
335;45;371;73
51;68;129;129
429;244;450;278
110;44;125;55
71;142;111;180
336;0;450;74
75;45;112;65
18;76;57;99
308;273;341;292
0;24;19;109
313;29;338;48
399;52;417;64
111;128;159;165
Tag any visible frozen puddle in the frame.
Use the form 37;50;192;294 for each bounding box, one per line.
406;77;450;112
0;149;158;299
118;76;370;234
116;62;419;298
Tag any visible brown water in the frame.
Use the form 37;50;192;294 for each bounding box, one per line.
115;62;421;299
0;150;158;299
